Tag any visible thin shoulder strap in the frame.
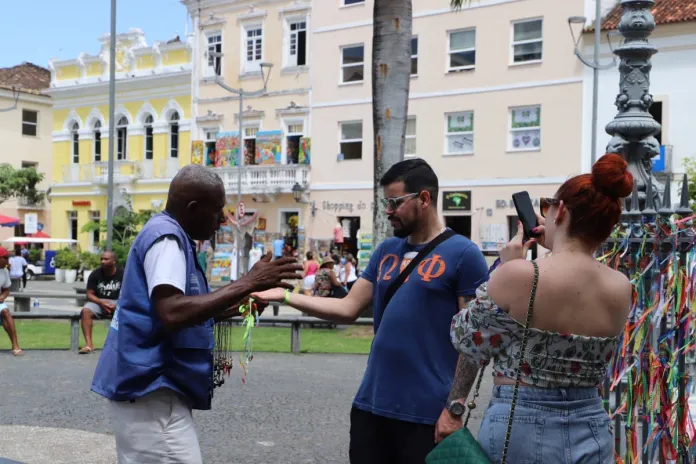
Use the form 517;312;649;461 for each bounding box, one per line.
500;260;539;464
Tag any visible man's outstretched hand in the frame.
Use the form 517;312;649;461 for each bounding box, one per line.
245;252;303;291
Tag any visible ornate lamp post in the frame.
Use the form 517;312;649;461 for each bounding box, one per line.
604;0;663;208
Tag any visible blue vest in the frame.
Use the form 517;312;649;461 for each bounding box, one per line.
91;212;215;410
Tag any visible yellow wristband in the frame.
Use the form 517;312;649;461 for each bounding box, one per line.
284;289;291;304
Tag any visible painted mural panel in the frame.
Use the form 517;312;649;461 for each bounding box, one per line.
254;130;282;165
215;132;240;167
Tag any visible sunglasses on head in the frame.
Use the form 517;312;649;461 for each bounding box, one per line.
540;197;560;218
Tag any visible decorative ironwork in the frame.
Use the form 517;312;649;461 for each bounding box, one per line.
605;0;663;209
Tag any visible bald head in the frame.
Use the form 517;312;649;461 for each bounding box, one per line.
165;165;226;240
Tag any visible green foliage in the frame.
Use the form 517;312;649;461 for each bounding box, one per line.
0;164;45;205
55;247;80;269
683;158;696;211
450;0;472;10
80;251;101;270
28;248;41;264
80;195;159;267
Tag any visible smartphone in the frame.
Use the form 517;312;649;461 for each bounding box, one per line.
512;191;539;241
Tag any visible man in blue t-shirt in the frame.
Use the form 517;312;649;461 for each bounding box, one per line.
254;159;489;463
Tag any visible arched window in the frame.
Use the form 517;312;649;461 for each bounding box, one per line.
93;120;102;162
71;122;80;164
169;111;180;159
144;115;154;160
116;116;128;160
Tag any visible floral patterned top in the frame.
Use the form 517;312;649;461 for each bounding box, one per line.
450;282;617;387
312;268;333;297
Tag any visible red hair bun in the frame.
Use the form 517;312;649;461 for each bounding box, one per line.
591;153;633;199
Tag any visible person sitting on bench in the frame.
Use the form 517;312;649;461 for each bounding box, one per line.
0;247;23;356
79;251;123;354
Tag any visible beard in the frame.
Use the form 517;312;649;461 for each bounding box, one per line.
390;216;414;238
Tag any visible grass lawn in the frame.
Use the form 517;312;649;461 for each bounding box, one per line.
0;320;373;354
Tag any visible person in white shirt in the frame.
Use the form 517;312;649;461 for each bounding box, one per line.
8;249;27;292
0;247;23;356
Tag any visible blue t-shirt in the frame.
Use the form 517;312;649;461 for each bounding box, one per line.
353;233;489;425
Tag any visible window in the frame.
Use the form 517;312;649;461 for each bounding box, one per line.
288;20;307;67
204;129;218;164
243;125;258;165
71;122;80;164
93;121;102;162
448;29;476;71
405;117;416;157
170;111;180;158
512;19;543;63
21;161;38;169
509;106;541;151
341;45;364;83
245;26;263;71
22;110;38;137
207;33;222;76
286;122;304;164
339;121;362;160
116;117;128;160
343;0;365;5
68;211;78;242
411;37;418;76
144;115;154;160
90;210;100;252
445;111;474;155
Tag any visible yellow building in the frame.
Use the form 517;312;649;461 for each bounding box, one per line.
48;29;192;251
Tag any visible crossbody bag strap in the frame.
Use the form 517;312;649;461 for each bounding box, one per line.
500;260;539;464
381;229;456;315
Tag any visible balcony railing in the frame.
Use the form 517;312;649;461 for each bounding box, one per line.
17;195;45;209
217;165;311;194
61;161;141;184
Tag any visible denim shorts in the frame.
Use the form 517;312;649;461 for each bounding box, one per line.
477;385;613;464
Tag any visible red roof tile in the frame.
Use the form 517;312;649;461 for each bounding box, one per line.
601;0;696;30
0;62;50;96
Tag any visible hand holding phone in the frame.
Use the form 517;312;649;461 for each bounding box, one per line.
512;191;539;241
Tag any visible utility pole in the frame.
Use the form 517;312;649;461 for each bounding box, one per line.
105;0;117;250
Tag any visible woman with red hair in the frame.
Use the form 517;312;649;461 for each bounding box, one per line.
450;154;633;462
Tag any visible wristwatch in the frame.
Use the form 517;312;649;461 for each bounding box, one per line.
448;400;465;417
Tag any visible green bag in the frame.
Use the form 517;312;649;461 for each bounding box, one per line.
425;427;490;464
426;261;540;464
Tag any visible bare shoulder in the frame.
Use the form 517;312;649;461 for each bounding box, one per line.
602;266;633;316
488;259;535;312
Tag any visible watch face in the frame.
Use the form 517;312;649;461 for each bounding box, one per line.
450;402;465;416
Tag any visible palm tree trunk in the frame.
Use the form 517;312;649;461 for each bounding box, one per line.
372;0;413;248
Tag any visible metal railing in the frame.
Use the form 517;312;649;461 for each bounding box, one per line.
17;194;45;209
61;161;140;184
217;164;311;194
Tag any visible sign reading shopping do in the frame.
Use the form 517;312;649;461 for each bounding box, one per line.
443;191;472;212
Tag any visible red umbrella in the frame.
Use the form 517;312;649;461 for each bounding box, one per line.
0;214;19;227
29;231;50;239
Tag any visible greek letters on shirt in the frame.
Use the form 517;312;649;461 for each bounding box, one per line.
377;253;447;284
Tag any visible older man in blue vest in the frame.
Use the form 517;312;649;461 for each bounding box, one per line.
91;165;302;463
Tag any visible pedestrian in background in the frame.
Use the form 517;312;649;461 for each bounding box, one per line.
0;247;23;356
8;249;27;292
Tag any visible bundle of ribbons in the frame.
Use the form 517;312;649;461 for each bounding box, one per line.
597;207;696;463
212;297;260;391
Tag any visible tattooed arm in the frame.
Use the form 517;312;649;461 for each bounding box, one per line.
435;295;479;443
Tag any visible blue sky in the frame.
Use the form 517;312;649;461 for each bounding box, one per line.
0;0;189;68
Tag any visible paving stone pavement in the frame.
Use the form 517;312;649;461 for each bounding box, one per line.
0;351;493;464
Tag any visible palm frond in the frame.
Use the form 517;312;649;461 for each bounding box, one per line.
450;0;472;10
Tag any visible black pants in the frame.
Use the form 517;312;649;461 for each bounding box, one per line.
349;407;436;464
